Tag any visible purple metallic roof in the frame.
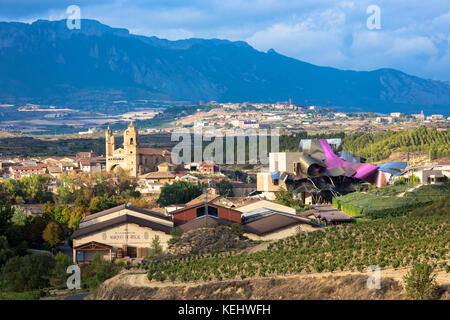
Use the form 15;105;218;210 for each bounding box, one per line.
319;139;379;182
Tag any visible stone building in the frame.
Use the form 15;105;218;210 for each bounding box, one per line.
71;204;173;263
105;122;172;177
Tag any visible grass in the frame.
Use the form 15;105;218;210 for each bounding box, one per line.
0;290;42;300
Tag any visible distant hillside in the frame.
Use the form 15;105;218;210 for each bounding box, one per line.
1;19;450;114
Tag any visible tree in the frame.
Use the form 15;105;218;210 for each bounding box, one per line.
1;253;55;291
57;176;75;203
403;263;438;300
216;179;234;197
42;221;64;248
68;207;84;231
11;206;27;226
169;228;182;244
151;235;163;254
0;236;14;269
28;217;47;243
87;195;118;214
0;203;13;236
157;180;203;206
51;252;72;286
275;187;304;211
22;175;54;204
53;205;71;225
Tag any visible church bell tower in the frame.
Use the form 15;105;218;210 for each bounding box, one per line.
124;121;139;177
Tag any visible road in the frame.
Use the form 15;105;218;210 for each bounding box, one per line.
64;293;91;300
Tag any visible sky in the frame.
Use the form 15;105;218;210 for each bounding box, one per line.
1;0;449;81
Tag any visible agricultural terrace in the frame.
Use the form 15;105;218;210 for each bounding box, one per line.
145;197;450;283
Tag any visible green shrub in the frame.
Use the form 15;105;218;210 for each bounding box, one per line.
403;263;438;300
1;253;55;291
169;228;182;245
83;256;123;289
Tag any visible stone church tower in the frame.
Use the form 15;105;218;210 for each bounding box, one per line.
123;121;138;177
105;126;115;157
105;122;138;176
105;121;172;177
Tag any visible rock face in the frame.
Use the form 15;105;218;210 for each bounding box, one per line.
1;19;450;114
166;227;252;256
96;273;409;300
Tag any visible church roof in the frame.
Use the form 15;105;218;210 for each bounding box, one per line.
139;148;171;156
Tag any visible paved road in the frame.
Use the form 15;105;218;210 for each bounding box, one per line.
57;241;73;263
64;293;91;300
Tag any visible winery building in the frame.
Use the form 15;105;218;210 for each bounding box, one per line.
71;200;320;263
71;203;173;263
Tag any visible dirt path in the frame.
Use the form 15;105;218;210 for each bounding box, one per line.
397;184;423;197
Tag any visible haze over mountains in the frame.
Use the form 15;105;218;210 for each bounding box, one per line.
0;19;449;115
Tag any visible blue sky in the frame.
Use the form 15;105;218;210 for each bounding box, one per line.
1;0;449;81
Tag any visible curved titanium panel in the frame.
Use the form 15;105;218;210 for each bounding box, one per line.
319;139;379;183
298;154;326;177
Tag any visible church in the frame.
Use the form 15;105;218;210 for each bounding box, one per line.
105;122;172;177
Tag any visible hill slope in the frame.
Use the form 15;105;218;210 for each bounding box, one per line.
1;19;450;114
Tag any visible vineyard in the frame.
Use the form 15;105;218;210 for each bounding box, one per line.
341;126;450;161
277;126;450;161
145;205;450;283
333;183;450;219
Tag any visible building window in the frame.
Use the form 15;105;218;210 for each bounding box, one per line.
130;138;134;145
196;205;218;218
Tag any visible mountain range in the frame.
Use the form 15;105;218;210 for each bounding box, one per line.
0;19;449;115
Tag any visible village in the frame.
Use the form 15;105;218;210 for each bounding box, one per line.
0;121;448;270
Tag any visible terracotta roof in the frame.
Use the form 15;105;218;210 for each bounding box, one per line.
139;148;171;156
140;171;176;179
72;214;172;239
13;165;46;172
47;166;62;173
437;159;450;166
185;194;222;206
80;159;91;166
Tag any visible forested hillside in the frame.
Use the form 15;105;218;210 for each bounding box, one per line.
342;126;450;161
